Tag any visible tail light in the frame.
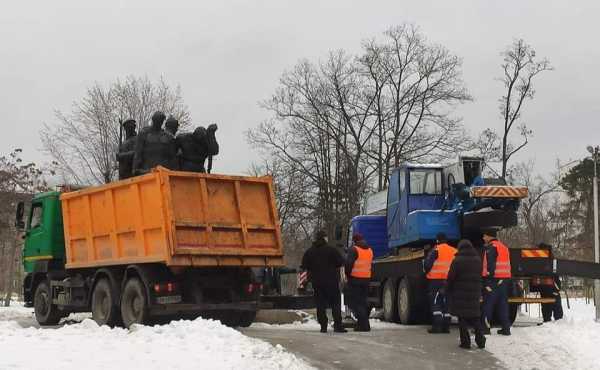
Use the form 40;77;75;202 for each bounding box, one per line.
246;283;262;294
153;282;178;294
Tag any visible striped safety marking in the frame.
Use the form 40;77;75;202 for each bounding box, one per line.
520;249;550;258
470;186;529;199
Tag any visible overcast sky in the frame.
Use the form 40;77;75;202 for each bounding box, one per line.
1;0;598;178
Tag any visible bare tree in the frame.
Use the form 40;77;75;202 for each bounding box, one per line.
248;24;471;239
0;149;50;306
495;39;553;179
41;76;191;185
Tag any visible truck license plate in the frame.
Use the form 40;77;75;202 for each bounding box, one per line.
156;295;182;304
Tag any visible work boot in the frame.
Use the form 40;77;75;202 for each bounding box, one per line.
475;334;486;349
333;326;347;333
320;325;327;333
497;328;511;336
459;342;471;349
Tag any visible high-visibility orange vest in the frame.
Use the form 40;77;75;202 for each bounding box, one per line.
426;243;457;280
482;240;512;278
351;246;373;279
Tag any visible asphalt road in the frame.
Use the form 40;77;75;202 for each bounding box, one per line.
242;325;505;370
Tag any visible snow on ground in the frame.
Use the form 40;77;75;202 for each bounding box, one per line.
0;304;313;370
487;298;600;370
250;309;404;331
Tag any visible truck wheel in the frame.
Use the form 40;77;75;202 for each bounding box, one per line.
397;278;417;325
92;279;120;327
34;281;62;326
382;279;399;322
238;310;257;328
121;278;149;328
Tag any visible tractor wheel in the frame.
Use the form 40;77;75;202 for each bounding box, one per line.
91;278;121;327
382;279;399;323
34;281;62;326
120;277;149;328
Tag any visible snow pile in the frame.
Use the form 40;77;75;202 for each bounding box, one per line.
488;299;600;370
0;306;313;370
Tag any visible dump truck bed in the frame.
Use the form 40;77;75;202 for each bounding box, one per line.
60;167;284;269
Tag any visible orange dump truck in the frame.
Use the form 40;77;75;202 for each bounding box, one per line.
18;167;283;327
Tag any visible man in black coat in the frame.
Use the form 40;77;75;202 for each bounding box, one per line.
301;230;347;333
446;239;486;349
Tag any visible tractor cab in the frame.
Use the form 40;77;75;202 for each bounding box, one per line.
387;163;460;249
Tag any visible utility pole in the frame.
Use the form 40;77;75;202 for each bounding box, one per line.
587;145;600;321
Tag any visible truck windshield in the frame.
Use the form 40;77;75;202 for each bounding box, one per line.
409;170;442;195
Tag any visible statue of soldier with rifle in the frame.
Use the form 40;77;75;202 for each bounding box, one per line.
116;119;137;180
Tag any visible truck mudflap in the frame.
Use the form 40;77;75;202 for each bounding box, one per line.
149;301;261;316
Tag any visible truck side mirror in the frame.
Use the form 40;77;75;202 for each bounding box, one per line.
15;201;25;231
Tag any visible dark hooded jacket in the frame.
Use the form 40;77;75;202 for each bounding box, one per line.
301;238;344;288
446;240;482;318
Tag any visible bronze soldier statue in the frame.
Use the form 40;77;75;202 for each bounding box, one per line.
177;126;208;172
205;123;219;174
132;111;179;175
165;116;180;137
116;119;137;180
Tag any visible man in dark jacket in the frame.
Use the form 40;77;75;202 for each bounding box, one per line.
301;230;347;333
345;233;373;332
446;239;486;349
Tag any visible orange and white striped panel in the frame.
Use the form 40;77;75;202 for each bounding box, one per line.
470;186;529;199
520;249;551;258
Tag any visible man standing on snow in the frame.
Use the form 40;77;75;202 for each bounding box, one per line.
301;230;347;333
446;239;486;349
481;229;512;336
423;233;457;333
345;233;373;332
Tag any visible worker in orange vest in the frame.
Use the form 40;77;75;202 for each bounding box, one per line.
345;233;374;332
423;233;457;333
481;229;512;336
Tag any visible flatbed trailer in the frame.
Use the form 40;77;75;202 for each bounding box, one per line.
368;245;600;325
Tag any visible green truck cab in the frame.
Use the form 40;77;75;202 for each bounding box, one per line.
20;191;65;273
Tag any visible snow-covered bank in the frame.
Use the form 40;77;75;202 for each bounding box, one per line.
488;299;600;370
0;305;313;370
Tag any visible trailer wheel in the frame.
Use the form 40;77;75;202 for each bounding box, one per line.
34;281;62;326
121;278;149;328
397;278;420;325
382;279;399;322
238;310;257;328
92;279;120;327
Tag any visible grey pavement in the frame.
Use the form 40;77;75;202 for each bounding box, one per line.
242;325;506;370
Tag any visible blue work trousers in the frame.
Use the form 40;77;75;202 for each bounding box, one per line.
482;279;510;330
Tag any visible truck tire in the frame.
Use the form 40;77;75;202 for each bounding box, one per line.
92;279;121;327
121;277;149;328
397;278;419;325
382;279;399;322
238;310;257;328
34;281;62;326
